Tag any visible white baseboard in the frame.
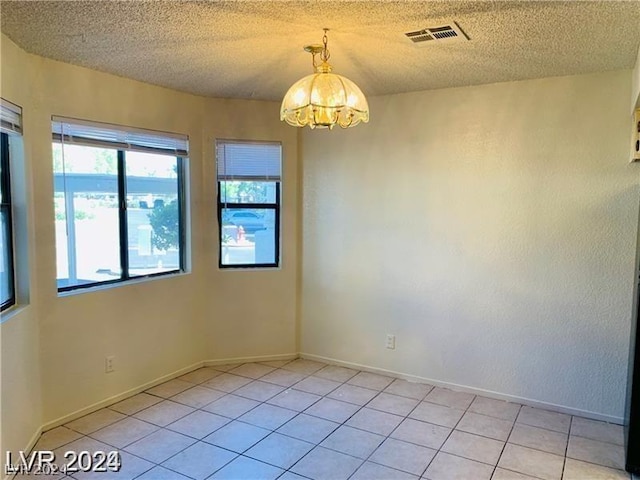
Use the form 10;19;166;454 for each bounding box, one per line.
203;353;298;367
41;360;205;432
300;352;625;425
29;352;299;440
3;426;43;480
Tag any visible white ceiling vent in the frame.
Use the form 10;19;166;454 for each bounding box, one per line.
405;23;468;45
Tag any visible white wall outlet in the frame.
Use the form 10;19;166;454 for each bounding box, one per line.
385;334;396;350
105;356;115;373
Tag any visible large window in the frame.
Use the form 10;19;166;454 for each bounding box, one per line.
1;133;14;310
216;140;281;268
52;117;188;291
0;99;22;311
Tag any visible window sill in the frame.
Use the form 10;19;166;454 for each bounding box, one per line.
57;270;190;298
0;303;32;324
218;266;282;272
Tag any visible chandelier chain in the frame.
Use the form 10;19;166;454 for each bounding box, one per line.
321;28;330;63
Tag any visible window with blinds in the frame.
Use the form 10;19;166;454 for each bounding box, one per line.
0;98;21;311
1;99;22;136
52;116;188;156
216;140;282;268
52;116;188;291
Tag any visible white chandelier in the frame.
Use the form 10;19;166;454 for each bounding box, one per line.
280;29;369;130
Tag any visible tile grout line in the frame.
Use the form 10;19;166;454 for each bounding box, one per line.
282;381;376;478
279;370;426;478
423;392;480;479
342;381;425;479
346;383;435;479
380;383;434;479
490;403;523;480
561;415;574;480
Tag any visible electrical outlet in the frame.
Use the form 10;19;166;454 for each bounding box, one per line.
105;356;115;373
385;334;396;350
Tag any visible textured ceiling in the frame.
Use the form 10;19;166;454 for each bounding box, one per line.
2;1;640;101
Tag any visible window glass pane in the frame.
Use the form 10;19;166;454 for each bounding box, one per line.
0;207;12;305
0;157;4;203
0;145;6;302
53;144;121;288
125;151;180;277
219;181;276;204
1;133;14;309
221;207;276;266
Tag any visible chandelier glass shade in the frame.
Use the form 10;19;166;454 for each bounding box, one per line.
280;30;369;129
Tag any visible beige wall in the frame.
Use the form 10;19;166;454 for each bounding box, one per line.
202;102;298;359
0;312;42;474
0;34;43;469
301;70;638;421
0;33;298;459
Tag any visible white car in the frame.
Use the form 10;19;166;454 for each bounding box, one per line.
228;211;264;232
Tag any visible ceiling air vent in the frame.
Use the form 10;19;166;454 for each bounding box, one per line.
405;23;468;45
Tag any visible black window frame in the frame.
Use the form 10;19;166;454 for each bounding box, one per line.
55;146;186;293
217;181;281;269
1;132;15;310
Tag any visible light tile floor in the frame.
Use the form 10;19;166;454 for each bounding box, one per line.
16;359;629;480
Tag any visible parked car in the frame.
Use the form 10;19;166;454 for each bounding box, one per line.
138;198;165;209
228;211;264;232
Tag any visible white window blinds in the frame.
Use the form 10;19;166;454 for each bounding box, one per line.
216;140;282;181
51;116;188;157
1;99;22;135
